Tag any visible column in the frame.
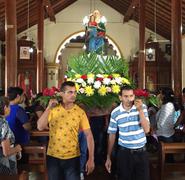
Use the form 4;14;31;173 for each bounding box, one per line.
37;0;44;93
5;0;17;93
138;0;146;89
171;0;182;96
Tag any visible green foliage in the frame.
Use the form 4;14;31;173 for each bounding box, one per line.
36;96;51;108
148;95;160;108
76;92;120;109
66;52;129;77
66;52;130;109
36;95;62;109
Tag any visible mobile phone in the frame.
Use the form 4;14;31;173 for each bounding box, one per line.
51;102;58;108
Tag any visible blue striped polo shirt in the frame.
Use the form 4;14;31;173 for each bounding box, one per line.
107;103;149;149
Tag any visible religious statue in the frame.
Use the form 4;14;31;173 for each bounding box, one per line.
84;10;106;54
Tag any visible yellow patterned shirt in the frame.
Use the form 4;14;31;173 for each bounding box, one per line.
47;104;90;159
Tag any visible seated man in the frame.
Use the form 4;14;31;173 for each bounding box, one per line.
6;87;30;145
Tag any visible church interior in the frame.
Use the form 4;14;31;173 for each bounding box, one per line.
0;0;185;180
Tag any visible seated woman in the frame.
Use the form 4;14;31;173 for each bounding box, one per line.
0;97;22;175
155;87;178;162
156;87;177;142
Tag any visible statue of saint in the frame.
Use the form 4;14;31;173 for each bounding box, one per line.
85;10;106;54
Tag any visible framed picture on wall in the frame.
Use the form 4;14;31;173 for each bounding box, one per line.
20;46;30;60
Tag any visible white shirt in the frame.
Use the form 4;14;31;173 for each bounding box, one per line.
156;102;175;137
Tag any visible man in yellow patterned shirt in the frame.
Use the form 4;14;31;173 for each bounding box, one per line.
37;81;95;180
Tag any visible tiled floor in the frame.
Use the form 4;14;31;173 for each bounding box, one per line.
24;152;185;180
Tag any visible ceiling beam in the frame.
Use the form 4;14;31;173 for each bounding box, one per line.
123;0;139;23
52;0;77;15
43;0;56;23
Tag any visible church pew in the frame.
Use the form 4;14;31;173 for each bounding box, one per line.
21;145;48;180
159;142;185;180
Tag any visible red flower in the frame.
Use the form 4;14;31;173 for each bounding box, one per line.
48;88;55;96
134;89;149;97
96;77;104;81
108;75;113;79
43;88;50;96
43;87;59;96
81;75;87;80
51;86;60;92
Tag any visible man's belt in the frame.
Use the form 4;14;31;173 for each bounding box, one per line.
119;146;146;153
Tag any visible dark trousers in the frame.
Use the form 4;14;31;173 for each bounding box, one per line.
47;155;80;180
117;147;149;180
90;116;106;166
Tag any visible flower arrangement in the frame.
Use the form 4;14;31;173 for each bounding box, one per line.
36;86;61;108
43;86;60;96
134;89;159;107
66;73;130;108
134;89;149;98
65;52;131;109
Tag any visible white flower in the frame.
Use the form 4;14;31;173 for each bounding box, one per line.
115;77;122;84
87;77;94;84
110;79;116;85
81;82;87;87
96;74;104;78
103;78;111;85
107;87;112;92
94;81;101;89
76;78;84;84
79;88;85;94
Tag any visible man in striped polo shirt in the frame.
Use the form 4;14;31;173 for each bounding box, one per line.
105;85;150;180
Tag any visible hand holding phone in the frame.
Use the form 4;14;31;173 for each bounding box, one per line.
134;98;143;111
47;99;58;109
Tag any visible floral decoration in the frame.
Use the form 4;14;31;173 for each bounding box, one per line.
134;89;149;98
66;74;131;109
43;86;60;96
36;87;61;108
134;89;159;107
65;52;131;109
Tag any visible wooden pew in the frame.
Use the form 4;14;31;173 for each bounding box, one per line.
22;145;47;180
30;130;49;137
0;171;28;180
159;142;185;180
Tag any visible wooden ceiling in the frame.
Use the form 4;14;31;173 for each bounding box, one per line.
0;0;185;41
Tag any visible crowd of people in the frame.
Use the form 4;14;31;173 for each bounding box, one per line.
0;83;185;180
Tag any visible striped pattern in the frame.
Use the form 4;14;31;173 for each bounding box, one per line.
108;103;149;149
156;102;175;137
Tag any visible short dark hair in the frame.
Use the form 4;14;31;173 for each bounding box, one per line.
0;96;9;115
7;87;23;101
60;81;75;92
182;87;185;94
119;85;133;96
